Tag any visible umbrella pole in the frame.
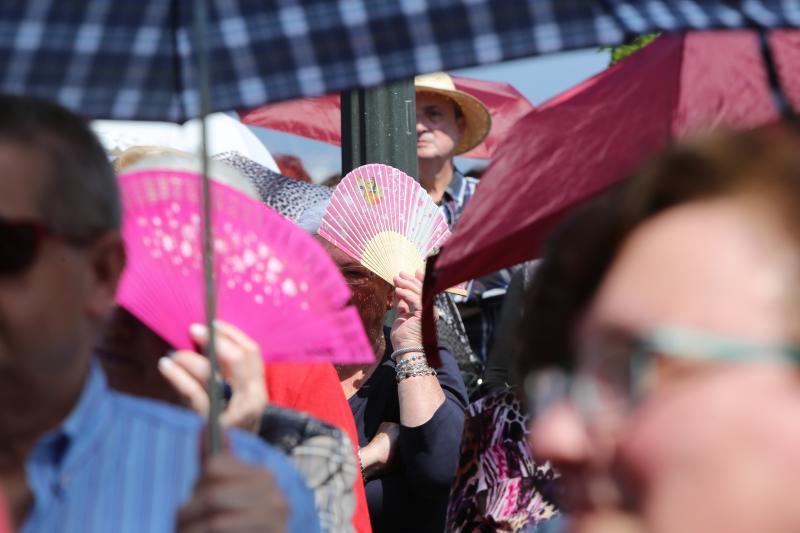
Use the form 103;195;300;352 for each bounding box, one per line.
193;0;223;456
757;30;799;130
341;80;418;329
341;79;418;179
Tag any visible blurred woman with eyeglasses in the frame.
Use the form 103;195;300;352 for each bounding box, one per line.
523;127;800;533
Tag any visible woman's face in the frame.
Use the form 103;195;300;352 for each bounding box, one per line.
316;237;394;344
97;306;182;405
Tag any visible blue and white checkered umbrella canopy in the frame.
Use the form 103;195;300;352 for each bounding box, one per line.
0;0;798;121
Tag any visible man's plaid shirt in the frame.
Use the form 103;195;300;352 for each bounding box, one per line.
440;170;517;362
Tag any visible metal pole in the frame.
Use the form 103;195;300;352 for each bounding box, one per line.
341;78;418;179
193;0;223;456
342;79;418;328
757;30;799;129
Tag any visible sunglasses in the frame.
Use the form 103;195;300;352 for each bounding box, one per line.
0;215;94;275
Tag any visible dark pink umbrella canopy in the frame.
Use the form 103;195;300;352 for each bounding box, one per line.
429;30;800;296
239;76;534;160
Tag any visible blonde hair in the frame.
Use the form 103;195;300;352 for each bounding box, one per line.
112;145;189;174
113;145;259;200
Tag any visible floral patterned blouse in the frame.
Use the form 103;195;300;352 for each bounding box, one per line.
446;389;560;532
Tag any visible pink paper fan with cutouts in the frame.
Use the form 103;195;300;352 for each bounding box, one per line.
319;163;451;284
116;168;373;364
320;163;469;294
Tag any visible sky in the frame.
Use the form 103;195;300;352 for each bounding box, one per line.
250;47;610;182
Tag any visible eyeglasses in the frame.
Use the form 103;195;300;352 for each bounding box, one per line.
525;327;800;423
0;215;94;275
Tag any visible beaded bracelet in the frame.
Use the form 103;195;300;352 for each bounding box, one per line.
395;354;427;367
396;366;437;383
396;361;430;372
396;357;431;369
390;346;425;362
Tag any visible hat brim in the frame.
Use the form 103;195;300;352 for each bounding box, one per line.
416;87;492;155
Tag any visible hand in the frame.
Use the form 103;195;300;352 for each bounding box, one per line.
390;270;426;350
177;443;288;533
158;320;267;433
360;421;400;480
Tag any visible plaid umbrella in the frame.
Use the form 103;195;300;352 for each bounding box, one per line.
0;0;798;120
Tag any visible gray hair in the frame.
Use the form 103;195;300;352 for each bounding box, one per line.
0;95;120;238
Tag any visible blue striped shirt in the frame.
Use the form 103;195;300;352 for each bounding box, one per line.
22;361;320;533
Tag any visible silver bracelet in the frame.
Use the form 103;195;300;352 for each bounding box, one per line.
391;346;425;362
357;447;365;478
396;362;431;375
395;354;427;367
396;366;437;383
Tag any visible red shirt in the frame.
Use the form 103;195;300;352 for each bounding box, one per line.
265;362;371;533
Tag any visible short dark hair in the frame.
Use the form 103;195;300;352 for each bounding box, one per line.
0;94;119;237
514;186;624;379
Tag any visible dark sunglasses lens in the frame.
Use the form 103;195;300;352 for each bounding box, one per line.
0;222;39;274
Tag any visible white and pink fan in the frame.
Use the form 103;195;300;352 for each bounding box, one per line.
116;167;374;364
319;163;453;287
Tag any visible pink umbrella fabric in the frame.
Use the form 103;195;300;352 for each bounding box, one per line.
428;30;800;297
238;76;534;160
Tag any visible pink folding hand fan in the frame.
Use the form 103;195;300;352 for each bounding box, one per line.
319;163;461;291
116;167;374;364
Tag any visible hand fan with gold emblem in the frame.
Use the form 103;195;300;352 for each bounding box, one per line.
319;163;452;287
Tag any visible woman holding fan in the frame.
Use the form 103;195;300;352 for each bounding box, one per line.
312;164;469;533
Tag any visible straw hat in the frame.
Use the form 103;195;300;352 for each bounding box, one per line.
415;72;491;155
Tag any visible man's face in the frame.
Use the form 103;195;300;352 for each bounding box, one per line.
0;144;112;404
531;197;800;532
416;92;464;161
315;237;393;346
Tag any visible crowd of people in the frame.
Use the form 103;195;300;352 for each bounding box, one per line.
2;65;800;533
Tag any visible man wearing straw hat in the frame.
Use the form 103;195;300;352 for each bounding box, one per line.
415;72;513;366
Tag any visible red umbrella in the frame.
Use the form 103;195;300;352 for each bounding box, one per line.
428;30;800;297
238;76;534;160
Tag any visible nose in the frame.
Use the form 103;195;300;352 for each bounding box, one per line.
415;111;428;134
529;401;592;466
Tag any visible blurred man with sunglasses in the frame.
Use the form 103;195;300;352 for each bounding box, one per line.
524;128;800;533
0;95;319;532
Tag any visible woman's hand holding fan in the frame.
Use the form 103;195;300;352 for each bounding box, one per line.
158;320;267;433
391;270;427;351
391;270;445;428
